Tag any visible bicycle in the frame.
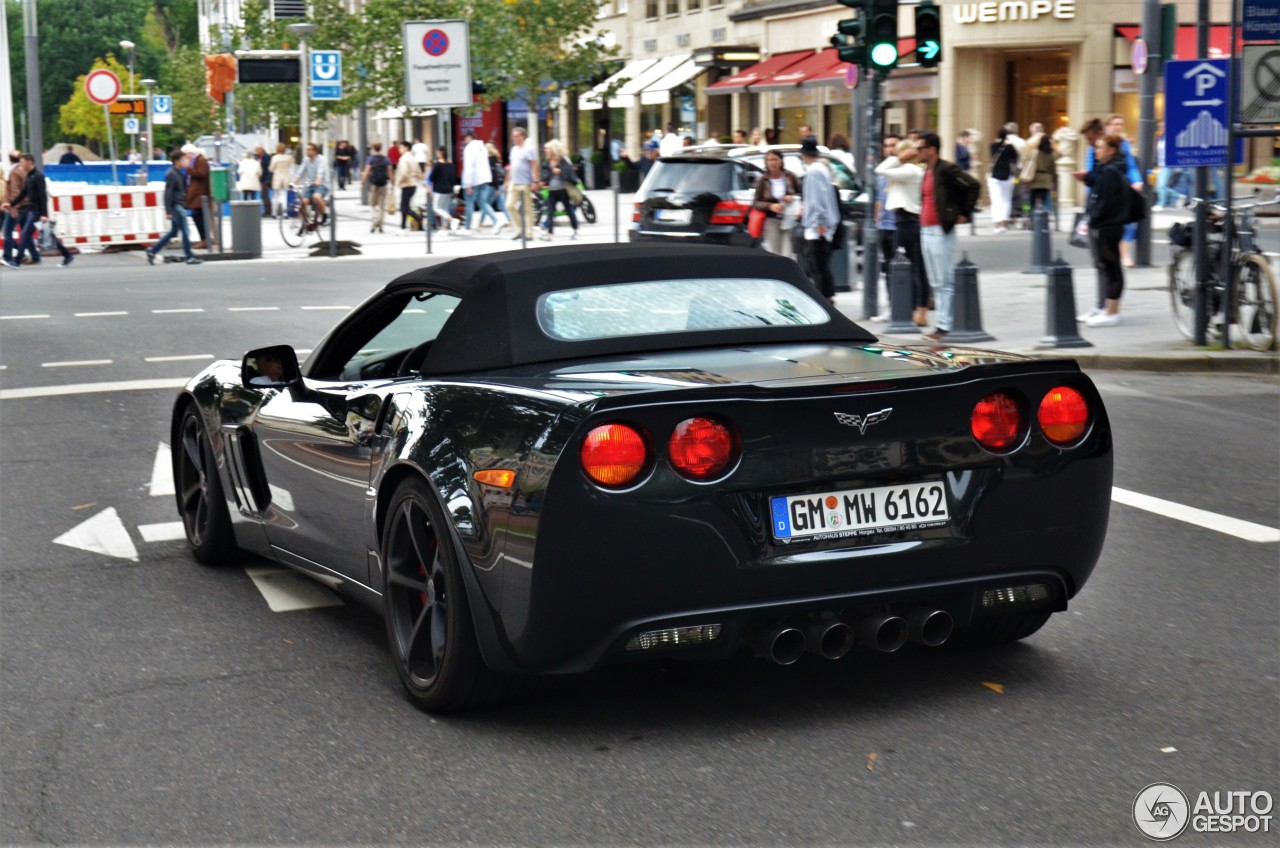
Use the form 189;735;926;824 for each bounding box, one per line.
1168;196;1279;351
279;185;326;248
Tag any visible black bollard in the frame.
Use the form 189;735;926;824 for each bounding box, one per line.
946;252;995;343
1036;254;1093;349
1022;205;1051;274
885;248;918;334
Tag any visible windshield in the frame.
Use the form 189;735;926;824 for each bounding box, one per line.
638;161;742;199
537;278;830;341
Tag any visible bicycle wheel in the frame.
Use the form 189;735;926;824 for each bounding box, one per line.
580;197;597;224
1232;253;1278;351
279;206;303;247
1168;248;1198;341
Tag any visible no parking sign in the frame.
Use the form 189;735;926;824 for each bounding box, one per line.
402;20;471;108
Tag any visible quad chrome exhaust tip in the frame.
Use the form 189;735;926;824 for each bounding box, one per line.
751;624;807;666
907;608;954;647
854;613;909;653
804;618;855;660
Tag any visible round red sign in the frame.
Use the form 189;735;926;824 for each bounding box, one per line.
85;69;122;105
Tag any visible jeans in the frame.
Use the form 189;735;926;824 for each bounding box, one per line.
399;187;421;230
18;212;72;262
149;209;194;259
543;188;578;233
470;183;498;227
804;237;834;299
921;225;958;331
1156;167;1187;207
2;208;26;262
893;210;929;309
1090;224;1125;304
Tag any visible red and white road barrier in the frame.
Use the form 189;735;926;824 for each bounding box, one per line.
49;186;166;247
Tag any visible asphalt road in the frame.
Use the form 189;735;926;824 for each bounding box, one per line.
1;261;1277;845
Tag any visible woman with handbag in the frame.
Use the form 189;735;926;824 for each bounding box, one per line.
751;150;799;258
987;128;1019;233
540;139;579;240
875;139;930;325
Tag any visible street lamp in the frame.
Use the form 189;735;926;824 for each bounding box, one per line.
119;39;135;95
141;77;156;161
286;22;318;155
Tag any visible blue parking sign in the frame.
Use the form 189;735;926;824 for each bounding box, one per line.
310;50;342;100
1164;59;1230;168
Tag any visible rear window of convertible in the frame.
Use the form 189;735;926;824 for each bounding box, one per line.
536;278;831;341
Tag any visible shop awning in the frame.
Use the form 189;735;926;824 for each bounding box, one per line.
1114;25;1233;60
610;55;690;108
802;38;918;87
640;58;705;105
706;50;812;94
751;49;841;92
578;59;658;111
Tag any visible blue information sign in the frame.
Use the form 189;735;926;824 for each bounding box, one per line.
1243;0;1280;42
310;50;342;101
1164;59;1230;168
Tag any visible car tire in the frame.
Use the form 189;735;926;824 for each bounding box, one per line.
173;404;238;564
382;477;505;712
949;611;1052;649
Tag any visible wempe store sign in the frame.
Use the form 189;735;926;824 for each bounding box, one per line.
403;20;472;109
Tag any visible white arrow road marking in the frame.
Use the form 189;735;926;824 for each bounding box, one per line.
149;442;175;497
244;566;343;612
138;521;186;542
1112;487;1280;543
53;507;139;561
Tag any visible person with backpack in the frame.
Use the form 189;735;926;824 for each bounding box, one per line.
361;141;392;233
485;143;511;234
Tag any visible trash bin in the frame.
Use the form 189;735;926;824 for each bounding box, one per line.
209;167;230;202
230;200;262;257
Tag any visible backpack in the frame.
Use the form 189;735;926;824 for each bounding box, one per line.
1127;186;1147;224
490;158;505;186
368;156;389;187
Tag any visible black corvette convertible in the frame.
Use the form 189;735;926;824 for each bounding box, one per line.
172;244;1112;711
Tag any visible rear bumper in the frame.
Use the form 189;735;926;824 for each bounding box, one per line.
630;227;755;248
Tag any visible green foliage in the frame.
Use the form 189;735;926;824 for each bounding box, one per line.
57;55;138;149
154;44;220;149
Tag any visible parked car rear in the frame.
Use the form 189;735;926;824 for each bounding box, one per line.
629;155;763;247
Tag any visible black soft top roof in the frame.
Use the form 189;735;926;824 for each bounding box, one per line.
384;243;876;374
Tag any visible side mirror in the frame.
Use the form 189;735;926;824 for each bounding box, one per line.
242;345;301;389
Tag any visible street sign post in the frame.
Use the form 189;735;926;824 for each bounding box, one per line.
1243;0;1280;41
402;20;472;108
152;94;173;125
1239;45;1280;125
310;50;342;100
84;69;121;105
1164;59;1230;168
1131;37;1148;75
123;117;139;135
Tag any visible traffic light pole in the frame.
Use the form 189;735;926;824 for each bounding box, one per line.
861;71;883;321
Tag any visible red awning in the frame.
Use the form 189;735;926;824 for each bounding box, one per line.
1114;24;1234;60
750;49;842;91
706;51;812;94
803;38;918;87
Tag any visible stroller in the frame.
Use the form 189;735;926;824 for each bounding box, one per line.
533;180;598;225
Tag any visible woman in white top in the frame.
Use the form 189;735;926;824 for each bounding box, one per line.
236;152;262;201
268;143;295;218
875;139;931;326
751;150;800;258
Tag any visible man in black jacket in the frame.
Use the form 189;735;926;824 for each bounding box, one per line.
915;132;981;341
8;153;75;267
146;149;202;265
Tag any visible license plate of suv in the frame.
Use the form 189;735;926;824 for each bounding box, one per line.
770;481;949;541
655;209;692;224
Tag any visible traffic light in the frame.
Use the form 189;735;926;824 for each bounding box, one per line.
868;0;899;70
832;0;870;68
915;1;942;68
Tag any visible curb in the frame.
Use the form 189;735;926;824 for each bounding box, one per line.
1022;350;1280;375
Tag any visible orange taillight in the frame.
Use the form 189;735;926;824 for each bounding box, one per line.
667;417;736;480
474;468;517;488
581;423;648;487
971;391;1022;451
1038;386;1089;444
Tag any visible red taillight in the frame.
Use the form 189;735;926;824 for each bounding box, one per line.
970;392;1022;451
632;202;642;223
1038;386;1089;444
667;417;736;480
581;423;648;487
709;200;750;224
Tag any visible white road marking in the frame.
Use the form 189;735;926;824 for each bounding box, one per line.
227;306;280;312
74;311;128;317
0;377;187;400
53;507;138;561
244;566;344;612
150;442;174;497
0;314;51;320
138;521;186;542
152;308;205;314
1112;487;1280;543
0;365;6;370
268;484;295;512
144;354;214;362
41;359;112;368
300;306;350;311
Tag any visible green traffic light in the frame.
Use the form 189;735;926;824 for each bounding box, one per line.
870;42;898;67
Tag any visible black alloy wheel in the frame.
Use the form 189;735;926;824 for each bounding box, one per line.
174;405;236;563
382;478;501;712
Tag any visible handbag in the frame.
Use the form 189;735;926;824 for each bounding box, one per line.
567;183;584;206
1069;213;1090;249
747;208;767;239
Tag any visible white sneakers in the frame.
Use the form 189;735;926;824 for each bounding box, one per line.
1085;312;1121;327
1077;308;1103;322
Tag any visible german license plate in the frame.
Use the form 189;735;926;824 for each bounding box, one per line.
655;208;692;224
770;481;949;541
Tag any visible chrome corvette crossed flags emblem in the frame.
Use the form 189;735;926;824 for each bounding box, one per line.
834;408;893;434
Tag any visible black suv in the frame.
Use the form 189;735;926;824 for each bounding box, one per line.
629;154;763;247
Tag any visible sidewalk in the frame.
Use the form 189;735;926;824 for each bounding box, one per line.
206;186;1280;375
